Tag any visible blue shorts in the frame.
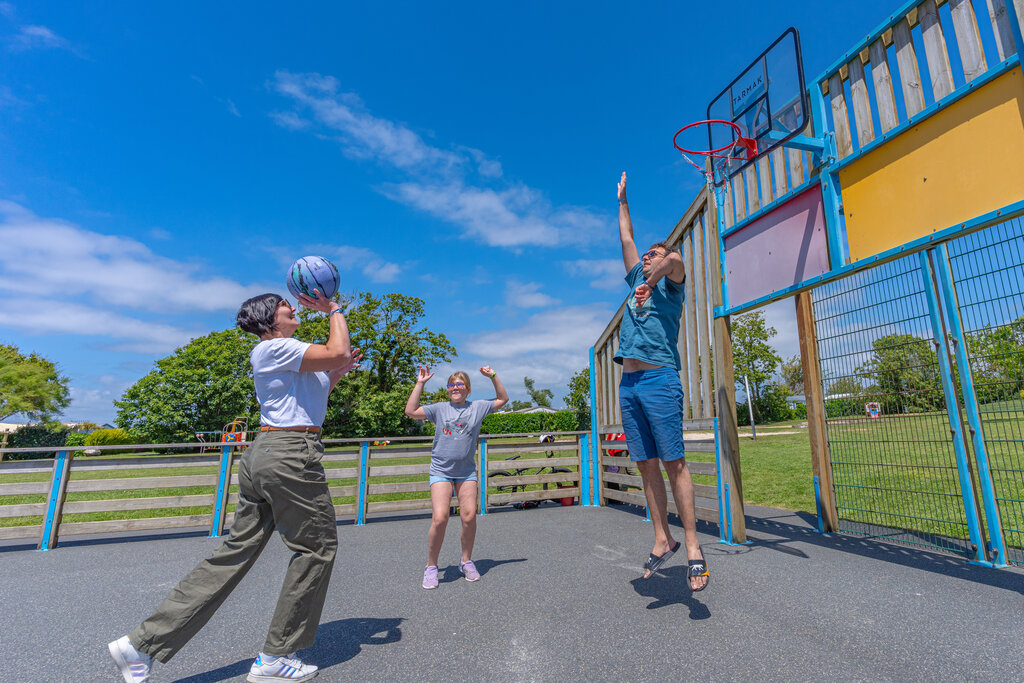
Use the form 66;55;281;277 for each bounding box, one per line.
619;367;686;463
429;474;478;486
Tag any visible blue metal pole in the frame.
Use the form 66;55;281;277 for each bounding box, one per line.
714;188;730;315
37;449;70;551
813;476;825;534
933;244;1008;567
919;250;988;564
714;417;726;543
580;434;591;507
209;444;233;537
356;441;369;526
724;482;733;544
478;437;488;515
810;85;846;270
589;345;601;507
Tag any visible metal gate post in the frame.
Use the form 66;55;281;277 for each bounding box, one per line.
209;444;233;537
920;251;988;564
38;449;72;551
589;346;601;507
356;441;369;526
932;245;1008;567
478;437;488;515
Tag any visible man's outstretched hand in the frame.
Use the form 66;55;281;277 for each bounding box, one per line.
618;171;627;201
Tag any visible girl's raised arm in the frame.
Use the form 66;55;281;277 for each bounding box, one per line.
480;366;509;411
404;365;434;420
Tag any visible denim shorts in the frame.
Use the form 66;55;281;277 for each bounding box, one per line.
429;473;478;486
619;367;686;462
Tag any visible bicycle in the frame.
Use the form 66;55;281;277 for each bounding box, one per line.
486;434;575;509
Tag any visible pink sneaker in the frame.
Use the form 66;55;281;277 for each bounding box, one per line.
422;565;438;589
459;560;480;582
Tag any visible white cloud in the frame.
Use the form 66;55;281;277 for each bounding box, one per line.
0;3;14;18
504;280;560;308
452;304;611;402
331;245;404;284
223;98;241;117
0;299;198;355
10;24;71;52
270;70;606;248
0;201;269;312
562;258;625;290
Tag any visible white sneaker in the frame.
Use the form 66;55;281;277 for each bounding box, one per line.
107;636;152;683
247;652;319;682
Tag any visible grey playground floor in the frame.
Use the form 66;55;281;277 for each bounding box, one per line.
2;503;1022;682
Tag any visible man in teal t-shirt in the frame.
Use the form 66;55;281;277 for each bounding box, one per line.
612;171;708;593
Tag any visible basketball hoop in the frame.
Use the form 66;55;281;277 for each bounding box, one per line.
672;119;758;186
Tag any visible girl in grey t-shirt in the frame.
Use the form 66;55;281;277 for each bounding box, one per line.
405;365;509;589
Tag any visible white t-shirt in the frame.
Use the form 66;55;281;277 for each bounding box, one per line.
250;337;330;427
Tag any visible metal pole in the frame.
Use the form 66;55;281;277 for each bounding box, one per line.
744;373;757;440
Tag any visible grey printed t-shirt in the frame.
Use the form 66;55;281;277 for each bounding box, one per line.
421;400;494;478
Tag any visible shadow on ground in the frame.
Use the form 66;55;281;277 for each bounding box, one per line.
171;617;404;683
610;502;1022;593
629;569;711;618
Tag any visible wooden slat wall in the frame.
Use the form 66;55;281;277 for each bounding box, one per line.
870;36;900;133
694;213;713;418
986;0;1018;60
894;18;927;117
949;0;988;82
921;0;957;99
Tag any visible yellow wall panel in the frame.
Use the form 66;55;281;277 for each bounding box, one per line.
839;67;1024;262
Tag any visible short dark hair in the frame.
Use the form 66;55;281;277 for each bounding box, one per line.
237;293;284;336
647;241;673;255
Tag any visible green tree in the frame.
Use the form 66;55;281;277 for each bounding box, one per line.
967;318;1024;403
114;329;259;443
523;376;553;408
565;367;591;430
296;291;456;436
731;311;782;404
510;400;531;411
779;355;803;395
0;345;71;422
857;333;942;414
824;375;865;418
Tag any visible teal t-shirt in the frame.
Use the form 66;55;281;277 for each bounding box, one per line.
614;262;685;370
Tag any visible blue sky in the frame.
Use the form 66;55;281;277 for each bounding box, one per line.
0;0;901;423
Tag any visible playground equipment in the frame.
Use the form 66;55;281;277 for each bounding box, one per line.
593;0;1024;566
195;417;249;454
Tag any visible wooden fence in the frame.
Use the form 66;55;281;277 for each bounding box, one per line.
591;184;745;542
0;432;588;550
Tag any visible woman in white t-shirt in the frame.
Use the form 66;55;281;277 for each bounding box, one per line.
405;365;509;589
109;290;359;683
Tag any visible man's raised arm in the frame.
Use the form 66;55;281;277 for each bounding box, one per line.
618;172;640;273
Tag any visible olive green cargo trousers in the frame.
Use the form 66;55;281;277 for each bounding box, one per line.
130;431;338;662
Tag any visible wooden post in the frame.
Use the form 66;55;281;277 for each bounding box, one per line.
795;291;838;532
707;183;746;543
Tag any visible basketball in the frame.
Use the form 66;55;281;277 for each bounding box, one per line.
286;256;340;300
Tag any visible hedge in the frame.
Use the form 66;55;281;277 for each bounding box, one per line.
421;410;581;436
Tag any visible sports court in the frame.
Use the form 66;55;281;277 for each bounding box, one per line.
3;504;1022;681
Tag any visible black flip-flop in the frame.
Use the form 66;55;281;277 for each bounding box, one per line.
642;540;681;579
688;557;709;592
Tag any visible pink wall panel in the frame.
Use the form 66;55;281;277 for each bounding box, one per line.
723;185;830;307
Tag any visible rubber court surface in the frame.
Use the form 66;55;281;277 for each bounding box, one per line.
3;504;1022;681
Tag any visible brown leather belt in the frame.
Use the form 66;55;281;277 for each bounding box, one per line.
260;425;321;433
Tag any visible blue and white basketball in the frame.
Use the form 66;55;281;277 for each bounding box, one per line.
286;256;340;300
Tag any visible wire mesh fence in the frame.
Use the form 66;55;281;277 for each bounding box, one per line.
812;255;974;556
947;217;1024;565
